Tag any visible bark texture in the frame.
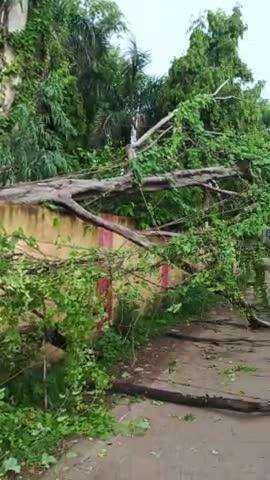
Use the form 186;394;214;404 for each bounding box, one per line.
0;165;243;205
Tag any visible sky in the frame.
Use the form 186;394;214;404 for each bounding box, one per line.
115;0;270;98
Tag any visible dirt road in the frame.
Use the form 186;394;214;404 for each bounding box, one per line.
41;305;270;480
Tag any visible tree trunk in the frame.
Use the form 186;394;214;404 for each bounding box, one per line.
0;165;243;204
0;0;29;115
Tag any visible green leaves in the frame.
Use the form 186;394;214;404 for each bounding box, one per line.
0;231;117;472
41;453;57;468
0;0;129;183
162;8;261;132
1;457;21;475
183;413;197;422
117;417;151;437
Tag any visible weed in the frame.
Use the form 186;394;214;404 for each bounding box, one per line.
223;364;257;376
222;364;257;383
183;413;197;422
117;417;151;437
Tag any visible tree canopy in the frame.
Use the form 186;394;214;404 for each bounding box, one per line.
0;0;163;182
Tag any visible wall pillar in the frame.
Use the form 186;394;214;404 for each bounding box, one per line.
96;214;114;331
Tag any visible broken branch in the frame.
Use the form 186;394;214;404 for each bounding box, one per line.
201;183;242;197
110;381;270;413
131;110;177;150
166;331;270;346
59;198;152;249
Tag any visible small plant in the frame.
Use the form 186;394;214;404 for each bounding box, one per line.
223;364;257;375
117;417;151;437
222;364;257;382
183;413;196;422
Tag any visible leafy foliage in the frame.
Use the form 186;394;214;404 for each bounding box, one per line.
261;99;270;129
1;3;270;477
91;41;162;146
0;387;114;476
0;228;159;475
0;229;110;473
0;0;162;183
161;7;264;131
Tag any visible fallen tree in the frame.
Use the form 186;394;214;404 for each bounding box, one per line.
0;81;249;249
0;88;267;331
0;165;246;248
0;145;248;249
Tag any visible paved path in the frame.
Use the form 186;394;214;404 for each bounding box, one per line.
41;305;270;480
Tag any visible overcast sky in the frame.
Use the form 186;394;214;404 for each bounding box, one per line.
115;0;269;98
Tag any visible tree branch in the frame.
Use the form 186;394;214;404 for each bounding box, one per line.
110;380;270;413
59;198;152;249
140;125;173;153
127;79;230;153
166;331;270;346
0;165;245;247
131;109;177;150
201;183;242;197
212;79;230;96
215;96;239;101
140;230;181;238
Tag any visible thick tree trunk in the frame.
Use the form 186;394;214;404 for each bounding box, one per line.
0;165;243;204
0;0;29;115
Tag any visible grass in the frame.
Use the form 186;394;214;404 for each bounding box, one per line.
223;364;257;376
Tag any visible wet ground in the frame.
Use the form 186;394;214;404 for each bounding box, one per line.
41;304;270;480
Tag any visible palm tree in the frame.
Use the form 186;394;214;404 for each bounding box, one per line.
91;40;163;146
68;0;125;141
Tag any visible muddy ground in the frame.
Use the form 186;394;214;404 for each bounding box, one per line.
40;304;270;480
